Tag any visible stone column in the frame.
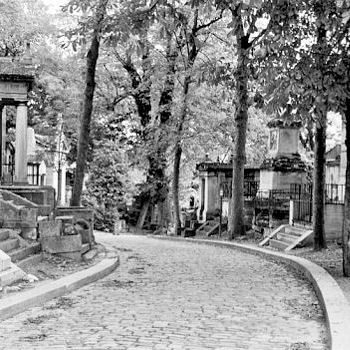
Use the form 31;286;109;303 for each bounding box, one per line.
14;103;28;184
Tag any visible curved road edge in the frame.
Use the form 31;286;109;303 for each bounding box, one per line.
0;256;120;321
150;235;350;350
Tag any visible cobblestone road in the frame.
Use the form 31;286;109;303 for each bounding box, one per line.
0;233;328;350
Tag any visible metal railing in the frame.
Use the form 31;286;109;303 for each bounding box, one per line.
220;180;259;199
293;199;313;225
253;184;313;227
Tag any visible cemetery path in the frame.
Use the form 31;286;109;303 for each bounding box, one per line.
0;233;328;350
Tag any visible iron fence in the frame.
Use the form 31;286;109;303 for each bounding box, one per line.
220;180;259;199
292;199;313;225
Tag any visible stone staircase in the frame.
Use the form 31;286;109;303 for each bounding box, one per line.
0;189;39;239
0;229;31;287
0;228;41;264
259;224;313;251
196;220;220;237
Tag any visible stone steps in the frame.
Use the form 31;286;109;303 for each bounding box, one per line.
0;263;26;286
17;253;43;270
276;232;297;244
195;220;220;237
0;228;42;287
0;238;20;253
284;225;306;236
8;243;41;263
259;224;313;251
0;229;10;242
269;239;290;250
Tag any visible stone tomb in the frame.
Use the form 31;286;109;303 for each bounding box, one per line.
0;56;35;185
259;119;307;192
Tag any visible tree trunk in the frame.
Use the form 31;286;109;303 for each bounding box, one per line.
172;71;191;236
343;98;350;276
312;1;327;250
155;35;178;228
228;10;249;239
71;0;108;206
173;142;182;235
312;112;327;250
171;10;199;235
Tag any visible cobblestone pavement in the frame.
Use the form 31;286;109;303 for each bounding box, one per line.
0;233;328;350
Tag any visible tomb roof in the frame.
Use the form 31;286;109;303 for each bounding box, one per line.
0;57;35;81
196;162;260;172
267;118;302;129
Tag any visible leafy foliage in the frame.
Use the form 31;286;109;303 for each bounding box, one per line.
82;140;130;231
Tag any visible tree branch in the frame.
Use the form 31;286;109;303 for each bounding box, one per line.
194;9;224;33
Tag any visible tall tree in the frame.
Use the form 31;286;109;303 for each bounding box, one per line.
211;0;295;238
310;0;332;250
344;98;350;275
69;0;109;206
171;4;223;234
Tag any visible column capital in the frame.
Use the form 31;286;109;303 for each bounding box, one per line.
17;101;28;107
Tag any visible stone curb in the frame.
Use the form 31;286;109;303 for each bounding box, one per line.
150;235;350;350
0;256;119;321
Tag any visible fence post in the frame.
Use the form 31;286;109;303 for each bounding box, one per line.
289;200;294;226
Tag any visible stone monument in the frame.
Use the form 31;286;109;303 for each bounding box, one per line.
0;53;35;184
259;118;307;192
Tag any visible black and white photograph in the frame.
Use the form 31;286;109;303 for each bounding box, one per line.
0;0;349;349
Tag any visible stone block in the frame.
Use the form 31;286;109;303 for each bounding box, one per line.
0;263;26;286
38;220;62;238
41;235;82;254
0;250;11;272
56;207;94;244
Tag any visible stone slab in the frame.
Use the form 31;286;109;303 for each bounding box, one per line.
0;262;26;286
41;235;82;254
38;220;62;238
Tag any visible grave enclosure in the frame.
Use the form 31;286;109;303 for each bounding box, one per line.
195;117;345;242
